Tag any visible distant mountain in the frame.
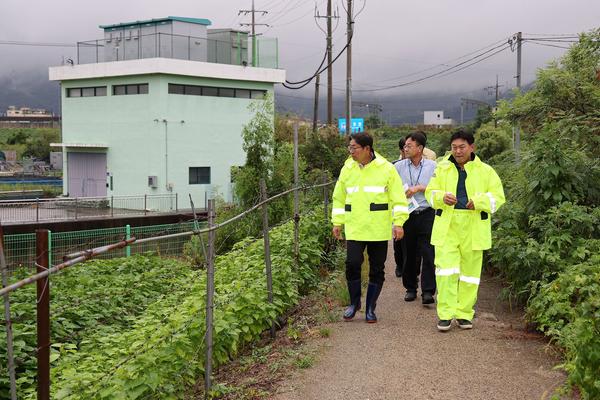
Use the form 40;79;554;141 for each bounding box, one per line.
275;83;531;126
0;68;60;115
0;68;531;125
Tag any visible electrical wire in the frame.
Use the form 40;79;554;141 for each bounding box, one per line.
0;40;75;47
353;42;510;92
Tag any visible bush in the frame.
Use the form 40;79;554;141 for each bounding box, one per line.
527;257;600;399
474;123;512;161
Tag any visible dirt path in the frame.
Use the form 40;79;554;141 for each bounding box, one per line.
273;242;568;400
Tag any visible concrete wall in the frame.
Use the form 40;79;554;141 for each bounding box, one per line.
60;74;273;204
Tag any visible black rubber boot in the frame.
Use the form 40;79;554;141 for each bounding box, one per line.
343;279;361;321
365;282;383;323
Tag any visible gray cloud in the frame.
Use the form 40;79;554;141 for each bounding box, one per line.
0;0;598;103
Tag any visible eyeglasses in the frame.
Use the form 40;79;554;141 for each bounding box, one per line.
347;145;363;152
403;144;422;150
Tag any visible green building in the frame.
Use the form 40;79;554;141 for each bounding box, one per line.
49;16;284;208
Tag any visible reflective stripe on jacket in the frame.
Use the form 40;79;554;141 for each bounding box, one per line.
425;153;505;250
332;152;409;241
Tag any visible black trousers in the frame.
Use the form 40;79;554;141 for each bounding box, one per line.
345;240;388;286
402;208;436;295
393;238;406;274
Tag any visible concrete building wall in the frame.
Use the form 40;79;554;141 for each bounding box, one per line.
424;111;453;126
60;74;273;204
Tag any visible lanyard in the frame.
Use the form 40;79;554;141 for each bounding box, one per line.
408;161;423;186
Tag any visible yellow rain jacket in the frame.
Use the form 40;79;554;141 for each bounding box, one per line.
332;152;409;241
425;153;505;250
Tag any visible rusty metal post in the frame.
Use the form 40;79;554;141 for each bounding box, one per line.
0;224;17;400
323;172;329;220
260;180;276;339
293;122;300;270
35;229;50;400
204;199;216;399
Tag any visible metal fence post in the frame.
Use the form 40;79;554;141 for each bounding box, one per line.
323;172;329;221
204;199;216;400
293;122;300;270
0;224;17;400
74;198;78;220
175;193;178;212
125;225;131;257
260;180;276;339
144;194;147;216
36;198;39;222
111;196;114;218
35;229;51;400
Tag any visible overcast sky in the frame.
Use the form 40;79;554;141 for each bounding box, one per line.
1;0;599;103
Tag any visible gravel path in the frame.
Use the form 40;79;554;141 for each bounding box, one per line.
273;242;568;400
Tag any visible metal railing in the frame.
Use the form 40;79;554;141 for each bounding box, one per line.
0;123;329;399
0;177;333;399
0;193;180;224
76;32;279;69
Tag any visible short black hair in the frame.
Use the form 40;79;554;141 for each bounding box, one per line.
450;129;474;145
351;132;373;150
405;131;427;147
398;137;406;149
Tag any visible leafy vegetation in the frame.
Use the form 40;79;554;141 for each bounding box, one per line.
0;208;330;399
488;28;600;398
0;128;60;160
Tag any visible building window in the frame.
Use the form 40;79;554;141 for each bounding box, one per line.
67;86;107;98
189;167;211;185
251;90;266;99
235;89;251;99
113;83;149;95
168;83;266;100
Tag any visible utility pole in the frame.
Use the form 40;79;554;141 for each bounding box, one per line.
315;1;338;126
484;75;503;127
345;0;353;135
313;74;320;132
327;0;333;125
513;31;522;162
239;0;269;67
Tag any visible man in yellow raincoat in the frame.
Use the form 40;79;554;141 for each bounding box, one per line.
332;132;409;323
425;129;505;331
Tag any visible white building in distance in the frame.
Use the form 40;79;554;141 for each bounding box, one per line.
424;111;454;127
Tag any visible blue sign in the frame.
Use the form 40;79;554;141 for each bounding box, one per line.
338;118;364;134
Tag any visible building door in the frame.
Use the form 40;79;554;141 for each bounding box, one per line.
67;152;107;197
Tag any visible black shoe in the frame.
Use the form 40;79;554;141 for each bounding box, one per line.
404;291;417;302
437;319;452;331
365;282;383;323
394;266;402;278
343;279;361;321
457;319;473;329
422;293;434;305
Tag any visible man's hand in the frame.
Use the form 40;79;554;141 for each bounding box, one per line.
466;199;475;210
405;184;425;198
443;192;457;206
393;225;404;241
332;225;343;240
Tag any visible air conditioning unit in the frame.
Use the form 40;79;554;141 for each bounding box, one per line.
148;176;158;188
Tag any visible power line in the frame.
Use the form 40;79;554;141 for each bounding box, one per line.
353;42;511;93
356;37;510;87
525;41;572;50
0;40;75;48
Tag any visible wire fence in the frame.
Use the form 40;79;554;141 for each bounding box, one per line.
77;32;279;69
0;173;334;400
2;221;204;271
0;193;181;224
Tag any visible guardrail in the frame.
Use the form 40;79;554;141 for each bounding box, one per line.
0;193;180;224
